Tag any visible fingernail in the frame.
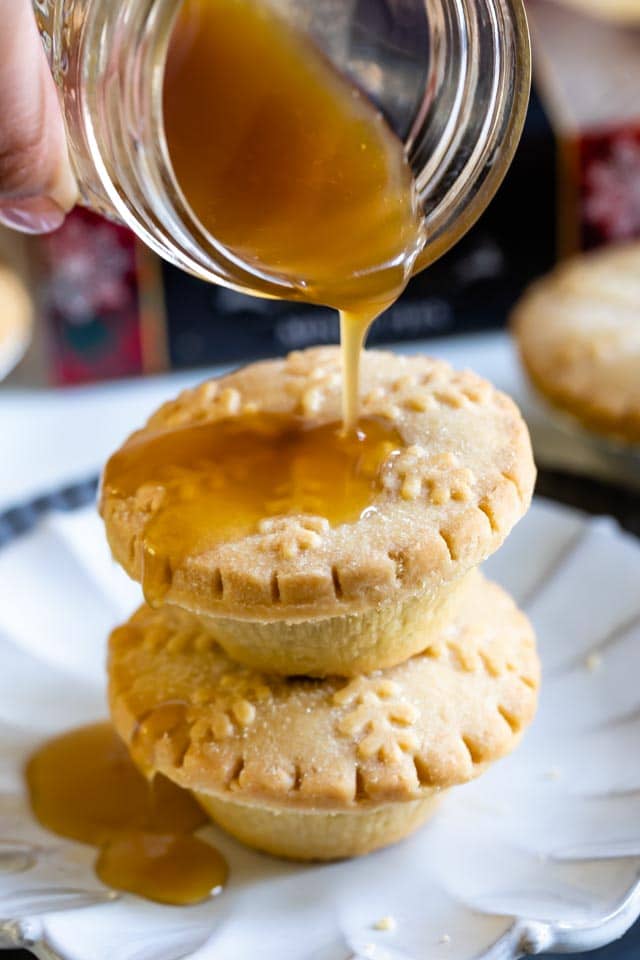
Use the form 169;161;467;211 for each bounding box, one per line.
0;196;66;234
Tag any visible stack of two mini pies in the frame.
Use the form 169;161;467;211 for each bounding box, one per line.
101;347;540;861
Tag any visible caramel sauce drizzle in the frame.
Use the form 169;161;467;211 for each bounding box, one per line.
26;723;228;906
163;0;424;430
103;414;402;604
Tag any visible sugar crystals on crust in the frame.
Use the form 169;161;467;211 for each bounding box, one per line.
101;348;536;621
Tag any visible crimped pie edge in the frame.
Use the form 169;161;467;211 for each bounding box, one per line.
108;572;540;811
100;348;536;618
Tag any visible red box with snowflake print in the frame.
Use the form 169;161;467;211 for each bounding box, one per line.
527;0;640;256
30;208;168;386
576;127;640;251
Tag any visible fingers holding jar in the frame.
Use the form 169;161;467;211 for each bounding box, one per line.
0;0;77;234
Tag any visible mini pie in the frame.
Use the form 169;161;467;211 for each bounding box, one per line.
101;347;535;676
512;244;640;444
108;571;539;861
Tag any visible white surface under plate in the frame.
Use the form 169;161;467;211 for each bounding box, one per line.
0;499;640;959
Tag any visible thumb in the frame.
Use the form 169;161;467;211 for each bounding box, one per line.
0;0;77;234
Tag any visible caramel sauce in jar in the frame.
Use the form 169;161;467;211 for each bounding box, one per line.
26;723;228;905
103;415;402;604
163;0;424;427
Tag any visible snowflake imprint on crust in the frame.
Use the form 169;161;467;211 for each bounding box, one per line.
258;514;329;559
299;367;341;416
363;369;492;418
150;382;264;430
191;670;271;741
141;619;214;656
279;350;343;415
381;448;475;504
134;483;167;514
333;677;419;762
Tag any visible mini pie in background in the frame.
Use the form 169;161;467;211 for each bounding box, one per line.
551;0;640;23
108;571;540;861
100;347;535;677
0;264;32;381
512;243;640;445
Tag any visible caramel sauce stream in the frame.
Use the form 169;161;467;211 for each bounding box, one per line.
26;724;228;905
163;0;424;430
103;415;401;604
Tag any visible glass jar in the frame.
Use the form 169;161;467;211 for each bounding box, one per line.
32;0;530;299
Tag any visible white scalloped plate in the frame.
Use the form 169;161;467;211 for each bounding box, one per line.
0;498;640;960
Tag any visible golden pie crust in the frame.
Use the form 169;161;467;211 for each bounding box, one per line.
512;244;640;444
101;348;535;625
195;793;441;860
198;572;469;677
108;571;539;859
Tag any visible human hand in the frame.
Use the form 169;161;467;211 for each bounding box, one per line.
0;0;77;234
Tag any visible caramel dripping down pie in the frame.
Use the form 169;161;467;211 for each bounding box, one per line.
100;348;535;677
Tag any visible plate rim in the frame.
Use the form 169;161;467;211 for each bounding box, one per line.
1;484;639;960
